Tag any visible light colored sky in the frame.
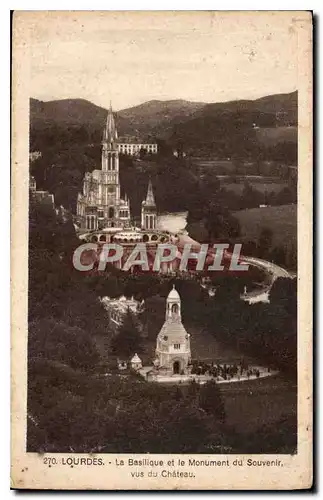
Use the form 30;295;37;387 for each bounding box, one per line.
21;11;299;110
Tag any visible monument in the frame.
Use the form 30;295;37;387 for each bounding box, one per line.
154;285;191;375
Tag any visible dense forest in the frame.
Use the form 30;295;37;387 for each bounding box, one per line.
30;91;297;148
28;90;298;453
30;91;297;215
28;197;297;453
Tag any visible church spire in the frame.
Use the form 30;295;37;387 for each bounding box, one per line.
141;179;157;230
145;179;156;206
103;102;118;146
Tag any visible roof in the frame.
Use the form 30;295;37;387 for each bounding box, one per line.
158;319;189;342
103;104;118;144
167;285;180;301
131;353;142;363
144;179;156;207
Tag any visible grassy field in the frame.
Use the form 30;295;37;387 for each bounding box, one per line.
219;375;297;433
256;126;297;146
233;204;297;249
127;324;254;367
225;182;288;196
95;321;255;367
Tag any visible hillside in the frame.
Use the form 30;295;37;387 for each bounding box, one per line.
30;91;297;151
188;91;297;122
30;98;108;128
233;204;297;250
117;99;206;138
255;126;297;147
30;97;206;142
169;91;297;157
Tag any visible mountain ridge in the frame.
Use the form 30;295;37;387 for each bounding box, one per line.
30;91;297;150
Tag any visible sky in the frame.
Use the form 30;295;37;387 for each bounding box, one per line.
20;11;299;111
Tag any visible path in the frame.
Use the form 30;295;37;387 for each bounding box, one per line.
139;365;279;385
176;233;294;303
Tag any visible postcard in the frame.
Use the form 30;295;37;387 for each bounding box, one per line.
11;10;312;490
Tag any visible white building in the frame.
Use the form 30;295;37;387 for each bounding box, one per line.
130;353;142;371
154;286;191;375
76;104;158;232
241;286;270;305
101;295;143;328
117;143;158;156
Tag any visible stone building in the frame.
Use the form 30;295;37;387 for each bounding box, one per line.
76;104;131;231
117;142;158;156
130;353;143;371
101;295;143;329
141;179;157;230
76;103;158;235
29;175;55;207
154;286;191;375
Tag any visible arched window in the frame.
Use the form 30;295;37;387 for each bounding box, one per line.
108;207;115;218
142;234;149;243
99;235;106;242
88;216;96;231
171;304;178;314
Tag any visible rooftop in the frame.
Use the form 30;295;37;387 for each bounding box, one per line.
167;285;180;301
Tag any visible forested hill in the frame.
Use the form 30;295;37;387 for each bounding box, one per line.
117;99;206;138
169;91;297;155
30;97;206;145
30;91;297;150
29;91;297;213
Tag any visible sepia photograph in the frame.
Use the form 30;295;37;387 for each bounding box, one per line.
11;10;312;490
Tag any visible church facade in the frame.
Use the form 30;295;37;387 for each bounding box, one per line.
154;286;191;375
76;104;156;232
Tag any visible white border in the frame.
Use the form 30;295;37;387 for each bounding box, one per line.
4;4;318;498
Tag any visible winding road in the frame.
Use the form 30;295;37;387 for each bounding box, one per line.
176;232;294;303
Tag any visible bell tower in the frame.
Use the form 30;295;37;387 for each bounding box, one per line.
141;179;157;230
100;103;121;222
76;101;131;230
166;285;181;321
154;285;191;376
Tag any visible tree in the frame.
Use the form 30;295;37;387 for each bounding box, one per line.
199;381;226;422
240;181;264;209
204;204;240;242
286;245;297;271
270;246;287;267
258;227;273;259
272;186;297;206
110;309;143;358
270;277;297;314
187;379;200;400
28;318;100;372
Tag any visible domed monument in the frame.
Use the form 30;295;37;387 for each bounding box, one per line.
154;286;191;375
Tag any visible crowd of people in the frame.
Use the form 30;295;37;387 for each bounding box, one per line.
190;360;267;381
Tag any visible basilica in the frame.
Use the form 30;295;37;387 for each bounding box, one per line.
76;104;157;235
